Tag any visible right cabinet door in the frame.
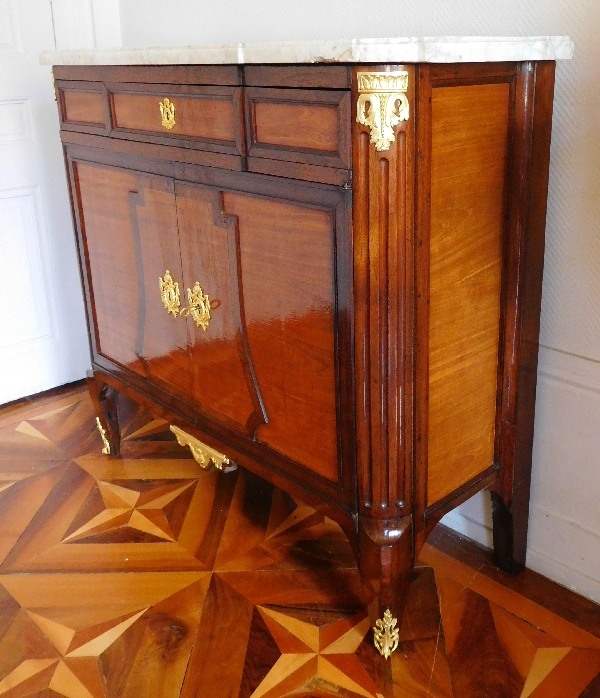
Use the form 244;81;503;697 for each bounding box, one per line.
174;174;352;485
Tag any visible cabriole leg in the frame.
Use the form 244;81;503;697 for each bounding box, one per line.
357;516;414;659
87;370;121;457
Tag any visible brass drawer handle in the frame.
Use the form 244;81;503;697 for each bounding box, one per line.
159;97;176;130
170;425;236;472
159;271;214;330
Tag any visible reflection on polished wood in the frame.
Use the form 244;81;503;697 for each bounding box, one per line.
1;385;599;697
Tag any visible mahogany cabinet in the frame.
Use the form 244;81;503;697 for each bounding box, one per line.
53;59;556;659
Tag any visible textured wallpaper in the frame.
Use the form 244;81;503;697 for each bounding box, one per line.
119;0;600;363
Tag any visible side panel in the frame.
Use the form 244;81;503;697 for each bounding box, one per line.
427;83;509;505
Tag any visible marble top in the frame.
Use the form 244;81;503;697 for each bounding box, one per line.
40;36;573;66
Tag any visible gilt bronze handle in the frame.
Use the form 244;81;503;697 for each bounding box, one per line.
180;282;212;331
159;271;214;330
159;270;181;316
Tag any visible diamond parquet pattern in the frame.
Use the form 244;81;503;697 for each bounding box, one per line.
0;385;599;697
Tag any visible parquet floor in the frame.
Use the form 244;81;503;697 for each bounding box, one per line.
1;384;600;698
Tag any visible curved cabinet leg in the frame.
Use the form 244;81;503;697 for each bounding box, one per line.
357;516;413;659
491;491;518;575
87;370;121;457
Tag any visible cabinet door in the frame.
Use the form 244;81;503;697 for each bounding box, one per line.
130;175;192;399
75;155;350;486
75;161;145;376
174;175;350;483
175;181;266;434
224;190;341;482
74;160;192;401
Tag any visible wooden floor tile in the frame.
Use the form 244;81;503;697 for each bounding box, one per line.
1;386;600;697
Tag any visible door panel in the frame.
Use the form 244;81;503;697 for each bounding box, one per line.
175;182;265;433
76;161;193;401
130;175;192;400
223;191;339;482
75;156;343;483
75;161;144;375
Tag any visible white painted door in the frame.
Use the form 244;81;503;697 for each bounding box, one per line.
0;0;104;404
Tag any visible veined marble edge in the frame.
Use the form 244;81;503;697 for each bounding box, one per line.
40;36;574;66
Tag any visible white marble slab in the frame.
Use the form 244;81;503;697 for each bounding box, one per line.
40;36;573;66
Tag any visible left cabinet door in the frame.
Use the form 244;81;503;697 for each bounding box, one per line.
72;159;193;402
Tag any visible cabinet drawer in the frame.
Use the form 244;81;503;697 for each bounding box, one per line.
57;80;108;135
245;87;351;170
107;83;244;155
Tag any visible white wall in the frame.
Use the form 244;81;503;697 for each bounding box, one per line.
50;0;122;50
40;1;600;600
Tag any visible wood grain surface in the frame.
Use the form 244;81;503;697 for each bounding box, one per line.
62;89;105;125
112;92;236;142
175;182;265;434
74;162;145;376
0;385;598;697
427;82;510;505
253;101;339;152
223;191;339;481
245;88;351;169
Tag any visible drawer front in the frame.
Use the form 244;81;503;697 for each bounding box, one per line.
245;87;351;169
107;83;244;155
63;89;104;125
57;80;108;135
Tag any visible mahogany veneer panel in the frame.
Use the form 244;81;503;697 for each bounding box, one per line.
175;183;261;433
54;63;241;85
74;162;144;376
245;88;351;169
130;177;193;402
62;89;104;125
112;91;236;143
223;191;339;482
63;129;244;171
427;82;509;505
253;101;339;151
243;65;351;89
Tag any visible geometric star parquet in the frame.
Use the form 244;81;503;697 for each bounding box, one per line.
1;384;600;697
